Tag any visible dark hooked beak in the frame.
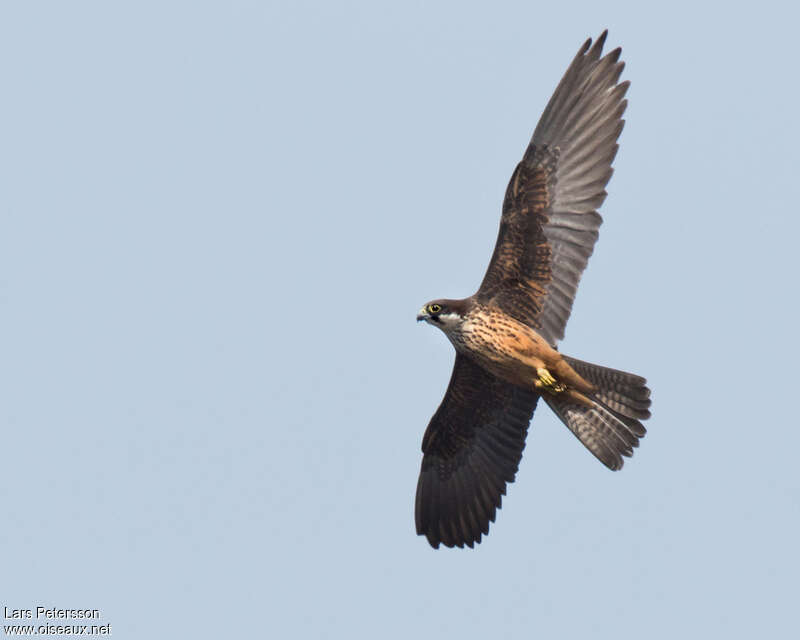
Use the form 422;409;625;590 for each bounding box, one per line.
416;307;429;322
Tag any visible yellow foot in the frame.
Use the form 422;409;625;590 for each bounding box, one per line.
535;367;567;394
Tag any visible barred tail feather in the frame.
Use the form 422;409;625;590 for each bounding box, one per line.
545;357;651;470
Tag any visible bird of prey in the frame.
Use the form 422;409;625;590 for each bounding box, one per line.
415;31;651;549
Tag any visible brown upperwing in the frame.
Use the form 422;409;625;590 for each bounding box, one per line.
476;31;629;346
415;354;539;549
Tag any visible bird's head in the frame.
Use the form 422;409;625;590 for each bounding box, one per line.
416;298;471;333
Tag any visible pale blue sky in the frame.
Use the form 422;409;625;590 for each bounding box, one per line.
2;1;798;638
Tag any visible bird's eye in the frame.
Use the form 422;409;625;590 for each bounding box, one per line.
428;304;442;314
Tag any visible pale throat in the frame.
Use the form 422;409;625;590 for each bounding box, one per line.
436;312;462;326
438;313;468;346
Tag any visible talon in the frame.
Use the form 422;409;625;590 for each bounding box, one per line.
537;367;556;387
536;367;566;394
536;367;556;388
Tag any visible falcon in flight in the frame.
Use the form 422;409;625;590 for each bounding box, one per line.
415;31;651;549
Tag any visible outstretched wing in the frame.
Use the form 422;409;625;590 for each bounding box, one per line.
477;31;629;346
415;354;539;548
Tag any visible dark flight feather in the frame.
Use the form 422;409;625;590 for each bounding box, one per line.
415;354;539;548
477;29;629;346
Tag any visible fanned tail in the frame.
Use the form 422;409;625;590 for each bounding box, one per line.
544;356;651;470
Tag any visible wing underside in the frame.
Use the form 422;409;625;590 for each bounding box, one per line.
415;354;539;548
478;31;629;345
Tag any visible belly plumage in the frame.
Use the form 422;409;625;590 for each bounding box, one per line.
447;308;548;388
